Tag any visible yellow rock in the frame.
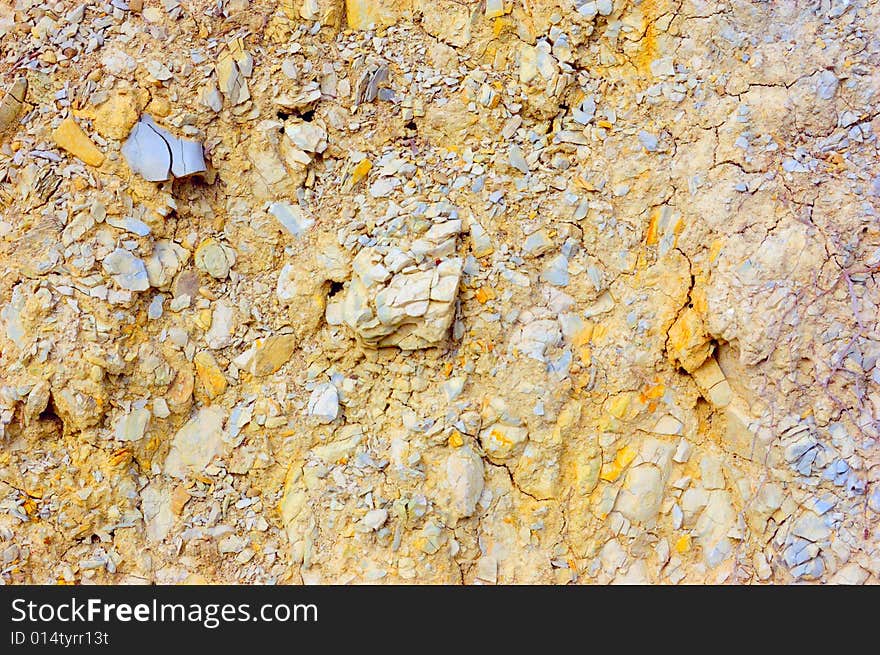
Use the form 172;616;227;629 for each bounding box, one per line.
690;280;709;314
89;90;141;139
146;95;172;118
475;286;496;304
345;0;392;29
616;445;638;468
249;334;297;376
349;158;372;186
666;307;712;373
166;366;194;413
195;309;212;330
492;17;508;37
599;445;637;483
674;216;685;235
448;429;464;448
675;535;692;553
642;381;665;401
599;461;620;483
194;351;227;399
607;392;631;419
572;324;594;363
52;118;104;166
170;485;191;515
645;206;661;245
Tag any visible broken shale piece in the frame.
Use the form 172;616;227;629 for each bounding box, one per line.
122;114;206;182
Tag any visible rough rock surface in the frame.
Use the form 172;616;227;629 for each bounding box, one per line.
0;0;879;585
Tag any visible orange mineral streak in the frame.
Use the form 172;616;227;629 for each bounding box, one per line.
646;206;661;245
631;0;661;78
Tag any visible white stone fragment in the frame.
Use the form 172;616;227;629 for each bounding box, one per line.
445;446;484;519
102;248;150;291
145;240;189;289
523;230;553;256
475;556;497;584
142;483;173;543
205;301;235;349
653;414;683;435
650;57;675;77
442;377;466;402
276;263;299;302
152;397;170;419
792;512;832;542
510;319;561;362
362;509;388;531
147;295;164;320
577;2;598;19
469;218;493;257
146;60;173;81
614;463;664;524
164;407;226;479
202;84;223;112
284;120;327;153
114;407;150;441
509;144;529;173
542;254;569;286
485;0;504;18
830;563;869;584
195;241;235;280
343;239;463;350
308;383;339;423
700;456;725;490
269;202;314;237
816;70;839;100
672;438;693;463
216;54;250;105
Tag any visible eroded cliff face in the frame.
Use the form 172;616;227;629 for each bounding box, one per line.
0;0;878;584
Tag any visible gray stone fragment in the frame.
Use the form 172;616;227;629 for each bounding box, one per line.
122;115;206;182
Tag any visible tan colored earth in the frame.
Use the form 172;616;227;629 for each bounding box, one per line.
1;0;879;584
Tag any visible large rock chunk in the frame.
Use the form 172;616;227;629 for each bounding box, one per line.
614;463;664;524
443;446;485;520
479;423;528;461
145;240;189;289
667;307;713;373
122;115;206;181
345;0;406;29
102;248;150;292
164;407;226;478
341;213;462;349
52;378;107;432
